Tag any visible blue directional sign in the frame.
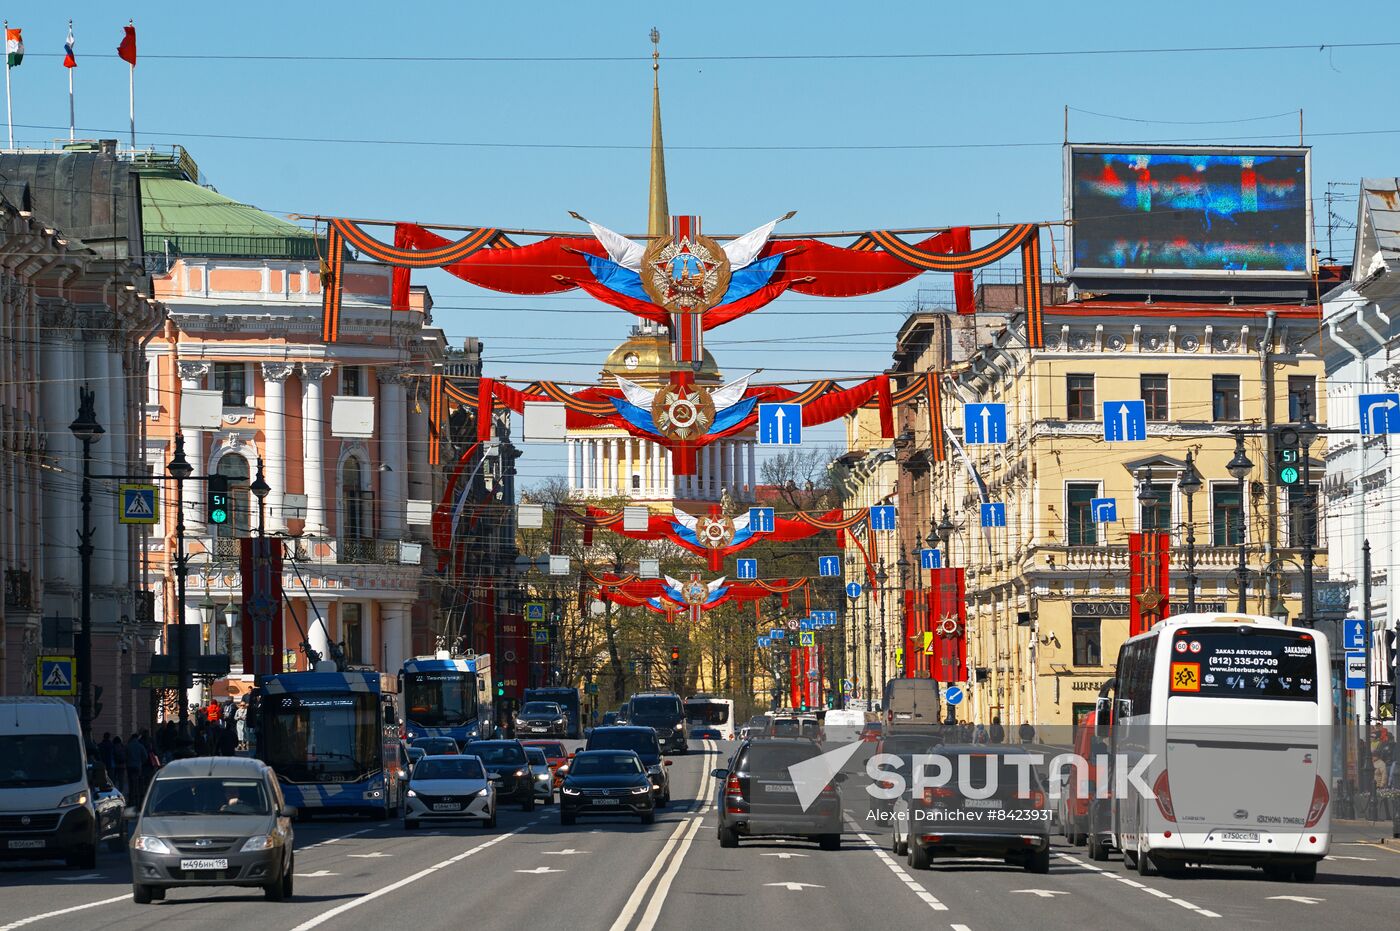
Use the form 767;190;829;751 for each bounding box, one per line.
845;581;863;599
1343;618;1368;652
812;610;837;626
757;403;803;446
963;403;1008;445
818;555;841;577
1103;400;1147;442
799;618;815;632
870;505;897;531
1091;498;1118;523
770;628;786;641
1345;651;1367;690
1359;393;1400;436
748;507;775;534
736;558;758;580
799;632;815;647
757;636;771;648
980;502;1006;528
945;685;964;707
920;548;942;570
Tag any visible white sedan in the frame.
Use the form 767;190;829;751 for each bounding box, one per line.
404;754;497;829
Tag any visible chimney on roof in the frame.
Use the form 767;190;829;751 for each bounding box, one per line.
98;139;117;155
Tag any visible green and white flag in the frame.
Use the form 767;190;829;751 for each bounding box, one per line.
5;28;22;67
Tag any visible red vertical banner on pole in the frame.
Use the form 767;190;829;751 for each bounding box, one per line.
928;568;967;683
240;538;284;678
903;589;919;677
789;648;801;710
1128;532;1172;637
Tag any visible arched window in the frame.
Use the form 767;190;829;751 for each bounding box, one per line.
216;454;251;538
341;456;369;541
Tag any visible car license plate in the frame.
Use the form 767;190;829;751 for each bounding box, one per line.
1219;831;1259;843
593;798;621;805
531;726;547;732
180;858;228;870
763;784;796;793
964;799;1004;809
432;803;461;811
7;839;44;849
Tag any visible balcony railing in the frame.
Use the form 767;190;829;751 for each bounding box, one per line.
337;538;403;564
1051;544;1312;571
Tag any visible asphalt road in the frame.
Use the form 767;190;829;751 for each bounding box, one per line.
3;739;1398;930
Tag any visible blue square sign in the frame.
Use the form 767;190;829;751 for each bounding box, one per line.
770;628;786;641
981;502;1006;528
1091;498;1117;523
1343;618;1367;651
1359;393;1400;436
757;403;802;446
963;403;1007;445
736;558;758;580
818;555;841;577
758;636;772;648
920;548;942;570
870;505;897;531
748;507;775;534
799;618;814;632
1103;400;1147;442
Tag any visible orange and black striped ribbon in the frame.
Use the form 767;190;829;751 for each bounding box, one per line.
869;223;1037;272
926;373;946;462
427;374;443;465
320;224;346;342
1021;230;1044;349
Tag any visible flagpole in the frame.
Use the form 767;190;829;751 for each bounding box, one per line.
66;20;73;143
126;20;134;149
4;21;12;151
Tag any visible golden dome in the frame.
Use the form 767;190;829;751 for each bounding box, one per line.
601;327;721;386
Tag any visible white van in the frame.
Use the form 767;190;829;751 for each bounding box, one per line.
0;697;100;868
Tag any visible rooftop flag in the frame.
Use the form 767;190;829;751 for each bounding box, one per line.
117;24;135;66
5;28;22;67
63;23;75;68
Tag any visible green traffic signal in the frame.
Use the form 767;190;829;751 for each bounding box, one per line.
208;474;231;525
1279;466;1300;485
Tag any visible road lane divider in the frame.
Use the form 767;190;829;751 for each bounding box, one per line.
0;894;132;931
607;818;694;931
1053;852;1221;919
844;817;948;913
635;816;704;931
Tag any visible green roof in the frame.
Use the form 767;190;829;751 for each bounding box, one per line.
140;173;319;260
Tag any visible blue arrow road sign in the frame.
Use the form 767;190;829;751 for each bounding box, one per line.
870;505;896;531
736;558;758;580
770;628;786;641
1345;651;1367;690
1091;498;1117;523
748;507;775;533
799;619;814;632
757;403;803;445
1103;399;1147;442
981;502;1006;528
1343;618;1367;651
963;403;1008;445
920;548;942;570
758;636;771;648
1359;393;1400;436
818;555;841;577
846;581;863;599
816;610;838;625
945;685;964;706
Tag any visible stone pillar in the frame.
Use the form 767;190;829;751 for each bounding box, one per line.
356;604;374;668
602;438;613;496
580;439;592;495
177;361;211;534
306;599;332;664
261;363;295;534
40;315;79;585
706;443;719;499
406;380;431;504
382;602;406;672
300;363;333;535
567;438;577;492
746;441;757;501
664;448;673;499
377;369;408;539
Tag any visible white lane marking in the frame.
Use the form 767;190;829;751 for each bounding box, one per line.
1325;855;1374;861
1011;889;1069;898
760;852;809;859
346;852;392;858
0;895;130;931
288;826;526;931
636;816;704;931
847;819;948;913
295;870;339;878
952;926;974;931
1054;852;1220;919
1266;895;1324;905
301;827;371;850
764;881;824;891
543;848;588;855
606;815;694;931
515;866;565;874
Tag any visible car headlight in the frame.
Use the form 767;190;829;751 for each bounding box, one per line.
57;790;89;808
406;789;417;798
562;786;581;796
477;787;491;796
132;835;172;854
558;765;569;773
537;773;551;782
631;786;651;795
674;723;684;731
555;718;565;724
241;835;276;852
514;769;526;777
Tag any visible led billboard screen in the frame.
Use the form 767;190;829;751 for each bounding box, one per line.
1066;145;1310;278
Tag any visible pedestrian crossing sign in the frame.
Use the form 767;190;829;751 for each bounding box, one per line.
118;484;160;524
37;656;76;696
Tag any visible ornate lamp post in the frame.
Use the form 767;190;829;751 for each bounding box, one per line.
1226;430;1254;613
875;560;889;695
167;431;194;731
68;387;104;739
250;457;270;536
896;552;911;681
1178;452;1202;611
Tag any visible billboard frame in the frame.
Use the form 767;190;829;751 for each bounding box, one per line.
1063;143;1313;280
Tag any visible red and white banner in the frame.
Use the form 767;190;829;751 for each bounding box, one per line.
1129;532;1172;637
240;538;284;677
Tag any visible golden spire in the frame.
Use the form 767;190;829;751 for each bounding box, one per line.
647;27;669;239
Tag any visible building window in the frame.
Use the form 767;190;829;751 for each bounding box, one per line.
213;363;247;407
1139;482;1172;532
1288;375;1316;422
1212;374;1241;422
1066;374;1095;421
1072;618;1102;667
1066;482;1099;546
215;454;251;538
341;366;362;397
341;457;370;540
1140;374;1168;421
632;474;641;491
1211;483;1244;546
1287;484;1319;547
342;604;362;666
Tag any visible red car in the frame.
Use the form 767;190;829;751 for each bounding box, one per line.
521;740;571;788
859;722;883;743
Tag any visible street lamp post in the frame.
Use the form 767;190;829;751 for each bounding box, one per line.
1226;430;1254;613
167;431;194;732
1178;452;1202;611
875;561;889;696
1296;411;1319;628
68;387;104;740
250;457;270;537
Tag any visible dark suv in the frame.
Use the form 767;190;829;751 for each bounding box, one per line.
627;692;688;754
464;740;535;811
713;738;842;850
586;726;672;806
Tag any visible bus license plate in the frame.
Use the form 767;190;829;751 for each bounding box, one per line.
7;839;44;849
593;798;621;805
432;803;461;811
1219;831;1259;843
180;858;228;870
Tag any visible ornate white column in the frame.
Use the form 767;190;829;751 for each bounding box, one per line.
306;599;332;664
40;311;79;586
664;448;673;499
178;360;211;534
602;438;614;496
382;602;407;671
377;368;408;538
261;362;295;534
706;443;719;499
746;441;757;500
580;439;592;494
567;438;578;492
300;363;332;535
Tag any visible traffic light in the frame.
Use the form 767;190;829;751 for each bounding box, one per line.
669;646;681;667
1275;426;1301;486
207;474;231;525
495;681;505;698
92;685;103;721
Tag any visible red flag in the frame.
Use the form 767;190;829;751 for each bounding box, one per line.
117;24;136;66
1128;532;1172;637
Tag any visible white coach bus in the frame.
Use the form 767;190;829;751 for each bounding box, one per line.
1109;613;1332;882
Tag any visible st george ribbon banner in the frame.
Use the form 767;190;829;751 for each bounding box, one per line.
1128;531;1171;637
241;538;284;678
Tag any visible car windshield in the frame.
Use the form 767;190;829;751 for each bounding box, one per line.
467;743;526;766
630;696;681;721
525;748;547;765
800;721;821;736
412;758;485;781
145;777;271;816
589;730;659;757
771;719;801;737
521;703;561;716
528;742;566;759
571;753;643;776
0;734;83;788
412;738;458;753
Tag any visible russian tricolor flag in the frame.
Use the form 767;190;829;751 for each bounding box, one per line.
62;23;75;68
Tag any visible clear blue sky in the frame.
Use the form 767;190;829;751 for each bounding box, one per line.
19;2;1400;484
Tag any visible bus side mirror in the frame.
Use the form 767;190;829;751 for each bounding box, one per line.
1114;699;1132;722
477;676;487;693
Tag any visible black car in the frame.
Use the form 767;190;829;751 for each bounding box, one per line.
463;740;535;811
601;712;620;727
515;702;568;739
559;751;656;824
627;692;688;754
713;738;842;850
586;726;672;805
889;745;1052;873
410;736;461;756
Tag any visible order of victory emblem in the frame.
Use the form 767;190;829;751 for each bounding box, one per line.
641;228;731;315
694;515;736;549
651;383;716;441
682;574;709;606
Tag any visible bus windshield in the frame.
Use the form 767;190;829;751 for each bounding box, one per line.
260;692;381;783
404;672;478;727
1168;628;1319;701
684;702;730;725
